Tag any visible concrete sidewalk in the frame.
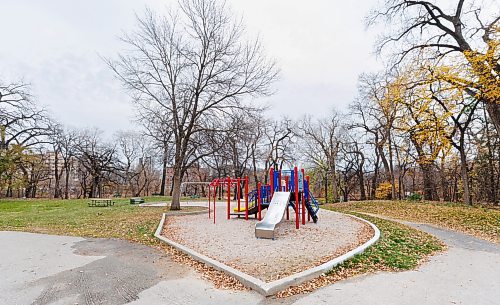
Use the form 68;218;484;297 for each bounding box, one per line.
1;217;499;305
291;220;500;305
0;231;265;305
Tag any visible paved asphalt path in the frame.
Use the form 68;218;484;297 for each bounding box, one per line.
1;218;499;305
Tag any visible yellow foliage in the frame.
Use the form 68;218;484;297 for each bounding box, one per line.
432;26;499;104
375;182;394;200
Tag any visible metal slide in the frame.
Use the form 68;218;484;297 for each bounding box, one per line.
255;191;291;239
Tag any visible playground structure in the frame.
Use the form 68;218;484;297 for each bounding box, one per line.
180;181;210;197
207;167;320;237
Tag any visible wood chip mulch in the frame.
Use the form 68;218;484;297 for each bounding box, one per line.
156;214;378;297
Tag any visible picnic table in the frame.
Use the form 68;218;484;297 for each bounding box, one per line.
88;198;115;207
130;197;145;204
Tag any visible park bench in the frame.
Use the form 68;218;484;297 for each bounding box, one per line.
88;198;114;207
190;194;200;199
130;197;145;204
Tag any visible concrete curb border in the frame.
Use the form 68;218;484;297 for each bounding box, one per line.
154;212;380;296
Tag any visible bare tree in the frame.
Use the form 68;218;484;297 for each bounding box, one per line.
136;102;174;196
56;128;79;199
0;82;53;150
263;118;296;182
0;81;54;197
116;131;141;197
355;73;399;199
247;112;266;186
107;0;278;209
116;130;158;197
73;129;118;198
428;81;481;205
349;98;383;199
299;111;341;203
369;0;500;133
50;127;64;199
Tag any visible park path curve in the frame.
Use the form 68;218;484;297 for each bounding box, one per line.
291;215;500;305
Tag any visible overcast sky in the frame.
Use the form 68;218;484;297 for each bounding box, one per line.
0;0;382;135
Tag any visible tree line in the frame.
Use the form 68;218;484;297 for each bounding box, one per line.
0;0;498;207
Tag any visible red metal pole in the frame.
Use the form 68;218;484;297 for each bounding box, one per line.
257;182;262;221
285;176;289;220
227;177;231;220
208;185;211;219
301;168;306;225
306;175;311;222
278;171;282;191
270;167;274;196
237;178;241;212
213;185;216;224
245;176;249;220
294;167;299;229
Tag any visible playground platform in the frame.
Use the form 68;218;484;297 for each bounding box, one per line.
161;203;374;283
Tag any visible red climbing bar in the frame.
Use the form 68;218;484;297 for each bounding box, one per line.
208;185;211;219
245;176;249;220
294;167;299;229
227;177;231;220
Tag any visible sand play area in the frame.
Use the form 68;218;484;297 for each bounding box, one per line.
161;204;374;282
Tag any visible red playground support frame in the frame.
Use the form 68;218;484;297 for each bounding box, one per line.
294;166;299;229
212;185;217;224
208;176;250;223
269;167;274;197
285;176;289;220
226;177;231;220
207;166;316;229
301;168;306;225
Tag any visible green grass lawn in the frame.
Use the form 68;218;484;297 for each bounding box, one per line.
329;200;500;244
0;197;204;246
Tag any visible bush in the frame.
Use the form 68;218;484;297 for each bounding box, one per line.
375;182;393;200
407;193;422;201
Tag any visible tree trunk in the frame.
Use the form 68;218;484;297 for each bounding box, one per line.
324;174;328;204
342;176;349;202
420;163;437;201
170;164;182;210
64;169;70;199
160;150;168;196
91;176;100;198
252;153;259;187
378;144;394;198
483;93;500;136
387;134;396;199
331;166;338;202
371;150;380;200
458;148;472;205
358;168;366;201
54;152;60;198
484;106;498;205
